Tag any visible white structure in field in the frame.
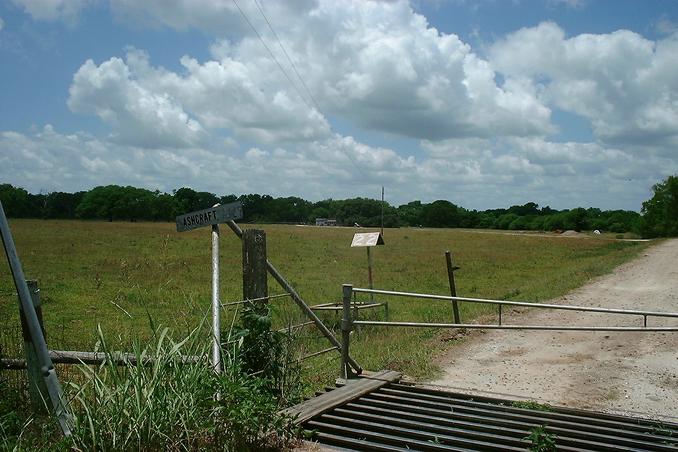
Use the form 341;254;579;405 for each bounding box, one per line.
315;218;337;226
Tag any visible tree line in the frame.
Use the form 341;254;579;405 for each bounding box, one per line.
1;177;676;237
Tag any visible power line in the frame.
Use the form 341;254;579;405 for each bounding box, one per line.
230;0;313;112
231;0;370;181
252;0;322;113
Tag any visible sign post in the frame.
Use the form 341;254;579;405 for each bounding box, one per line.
351;232;385;305
176;201;243;373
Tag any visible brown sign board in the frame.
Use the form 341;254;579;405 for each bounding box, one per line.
176;201;243;232
351;232;385;247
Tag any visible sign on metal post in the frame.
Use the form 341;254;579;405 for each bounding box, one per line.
176;201;243;373
176;202;243;232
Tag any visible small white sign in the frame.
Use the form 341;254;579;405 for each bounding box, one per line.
351;232;385;247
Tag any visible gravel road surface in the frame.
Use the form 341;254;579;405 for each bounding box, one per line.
427;238;678;421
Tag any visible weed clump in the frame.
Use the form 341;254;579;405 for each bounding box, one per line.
525;425;557;451
67;324;299;451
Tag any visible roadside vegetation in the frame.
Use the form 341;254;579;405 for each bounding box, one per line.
1;318;301;450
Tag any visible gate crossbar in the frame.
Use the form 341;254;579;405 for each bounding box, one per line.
352;287;678;319
340;285;678;380
353;322;678;331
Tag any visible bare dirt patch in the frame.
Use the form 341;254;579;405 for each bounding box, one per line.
427;238;678;422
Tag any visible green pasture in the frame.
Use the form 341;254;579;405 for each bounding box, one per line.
0;220;652;385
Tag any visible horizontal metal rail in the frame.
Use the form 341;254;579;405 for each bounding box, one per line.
277;320;315;333
220;292;291;307
353;321;678;332
1;350;203;369
298;346;339;362
353;287;678;319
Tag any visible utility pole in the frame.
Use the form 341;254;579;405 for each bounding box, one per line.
380;186;384;237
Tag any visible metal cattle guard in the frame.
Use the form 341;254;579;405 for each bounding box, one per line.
175;201;243;373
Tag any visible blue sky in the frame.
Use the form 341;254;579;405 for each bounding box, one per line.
1;0;677;211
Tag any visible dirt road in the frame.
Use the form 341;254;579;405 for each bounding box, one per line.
427;238;678;421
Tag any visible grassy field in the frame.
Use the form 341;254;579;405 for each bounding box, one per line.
0;219;652;386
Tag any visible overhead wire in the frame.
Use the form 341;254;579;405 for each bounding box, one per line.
231;0;371;181
230;0;313;112
252;0;322;113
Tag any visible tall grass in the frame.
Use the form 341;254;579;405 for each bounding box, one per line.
0;220;652;386
66;323;298;451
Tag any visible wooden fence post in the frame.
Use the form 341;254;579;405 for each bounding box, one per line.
242;229;268;312
19;280;49;412
445;251;461;324
242;229;269;374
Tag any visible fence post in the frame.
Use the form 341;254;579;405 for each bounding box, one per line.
445;251;461;324
242;229;269;373
19;280;49;412
1;200;72;435
341;284;354;380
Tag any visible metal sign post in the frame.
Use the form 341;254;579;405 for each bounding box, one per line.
176;201;243;373
211;223;220;373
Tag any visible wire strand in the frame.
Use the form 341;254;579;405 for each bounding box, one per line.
252;0;322;112
230;0;314;112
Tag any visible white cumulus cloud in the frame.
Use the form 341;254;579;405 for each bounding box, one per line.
490;22;678;148
68;53;208;148
105;0;554;141
11;0;91;23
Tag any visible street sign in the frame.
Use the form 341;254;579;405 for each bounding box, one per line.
351;232;384;247
176;201;243;232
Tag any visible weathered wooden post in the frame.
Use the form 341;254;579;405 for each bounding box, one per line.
242;229;269;374
445;251;461;324
242;229;268;314
340;284;354;380
18;280;49;411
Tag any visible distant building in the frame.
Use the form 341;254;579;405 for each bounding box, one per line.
315;218;337;226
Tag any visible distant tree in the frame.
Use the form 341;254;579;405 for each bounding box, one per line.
495;213;519;230
564;207;589;231
421;200;461;228
174;187;219;216
508;202;540;217
397;201;424;226
639;175;678;237
43;191;85;218
0;184;31;217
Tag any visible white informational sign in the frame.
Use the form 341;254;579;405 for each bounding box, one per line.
351;232;385;247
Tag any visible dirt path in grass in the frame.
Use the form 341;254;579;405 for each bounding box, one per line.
426;238;678;421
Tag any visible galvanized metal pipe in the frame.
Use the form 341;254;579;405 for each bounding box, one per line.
352;288;678;318
353;320;678;331
0;202;72;435
220;292;290;308
341;284;353;379
299;346;339;362
211;223;221;374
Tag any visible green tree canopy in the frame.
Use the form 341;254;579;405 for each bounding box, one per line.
640;175;678;237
